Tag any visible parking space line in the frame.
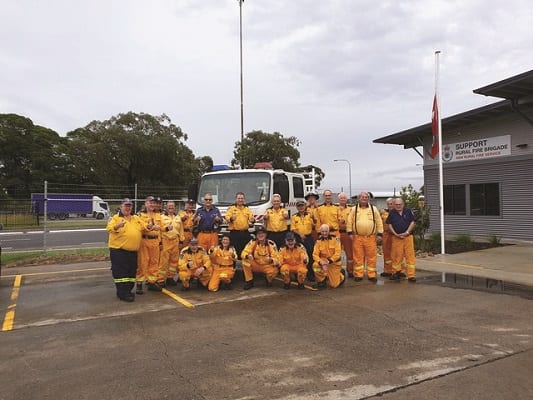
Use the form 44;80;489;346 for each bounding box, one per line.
2;274;22;332
161;288;195;308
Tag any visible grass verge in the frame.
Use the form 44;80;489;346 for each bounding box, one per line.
1;248;109;268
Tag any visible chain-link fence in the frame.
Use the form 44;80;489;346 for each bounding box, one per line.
0;199;38;229
0;182;191;229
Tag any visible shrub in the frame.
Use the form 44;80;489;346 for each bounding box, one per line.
488;235;502;246
454;234;473;250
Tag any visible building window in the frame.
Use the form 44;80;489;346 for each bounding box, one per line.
444;184;466;215
470;183;500;216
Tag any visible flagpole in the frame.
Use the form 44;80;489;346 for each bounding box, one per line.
435;50;445;254
239;0;244;168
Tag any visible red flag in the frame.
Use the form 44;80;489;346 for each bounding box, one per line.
430;94;439;159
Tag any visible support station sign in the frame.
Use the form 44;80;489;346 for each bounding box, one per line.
442;135;511;163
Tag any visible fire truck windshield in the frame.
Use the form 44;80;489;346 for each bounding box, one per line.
198;171;271;206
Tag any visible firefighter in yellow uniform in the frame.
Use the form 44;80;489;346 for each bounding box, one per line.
208;234;238;291
380;198;395;277
313;224;345;289
317;189;341;238
263;193;289;249
156;201;185;287
179;199;196;250
338;192;354;277
304;192;320;241
347;192;383;282
136;196;163;293
107;198;147;302
225;192;255;257
241;226;281;290
291;200;315;280
279;231;308;289
178;238;212;291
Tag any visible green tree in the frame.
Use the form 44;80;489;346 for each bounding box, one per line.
0;114;71;198
196;156;214;176
66;112;199;192
231;130;301;170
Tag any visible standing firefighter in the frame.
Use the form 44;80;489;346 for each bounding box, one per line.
386;198;417;283
106;198;146;302
157;201;185;287
225;192;255;258
380;198;395;277
347;191;383;283
136;196;163;293
179;199;196;250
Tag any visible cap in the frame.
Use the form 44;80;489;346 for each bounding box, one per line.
154;196;162;203
145;195;155;201
285;231;296;241
186;199;196;204
189;238;199;244
304;192;319;200
255;225;267;234
121;198;133;205
296;200;306;207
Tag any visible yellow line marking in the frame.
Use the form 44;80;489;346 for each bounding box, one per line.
1;267;108;278
162;288;195;308
2;274;22;332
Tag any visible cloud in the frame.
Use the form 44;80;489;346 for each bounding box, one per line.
1;0;532;194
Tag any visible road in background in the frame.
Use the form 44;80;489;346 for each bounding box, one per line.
0;228;107;252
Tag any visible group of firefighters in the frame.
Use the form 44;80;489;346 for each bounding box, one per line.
107;191;417;302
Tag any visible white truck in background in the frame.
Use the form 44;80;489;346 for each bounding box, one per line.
193;164;316;234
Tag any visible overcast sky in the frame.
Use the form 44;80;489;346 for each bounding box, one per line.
2;1;532;195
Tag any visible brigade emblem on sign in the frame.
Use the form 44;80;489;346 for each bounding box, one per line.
443;144;453;162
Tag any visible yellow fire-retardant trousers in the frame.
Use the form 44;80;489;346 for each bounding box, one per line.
157;237;180;282
208;265;235;291
352;235;378;279
381;231;393;274
242;260;279;283
280;263;307;285
340;232;354;276
179;266;212;289
137;238;160;284
391;234;416;279
313;261;344;288
197;232;219;252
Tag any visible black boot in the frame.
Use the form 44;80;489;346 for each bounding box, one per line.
339;269;346;286
147;282;162;292
136;282;144;295
166;278;177;286
243;280;254;290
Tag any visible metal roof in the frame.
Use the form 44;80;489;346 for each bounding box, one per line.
373;100;514;148
374;69;533;149
473;69;533;101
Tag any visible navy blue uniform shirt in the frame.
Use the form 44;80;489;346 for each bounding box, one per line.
195;206;222;232
386;207;415;234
